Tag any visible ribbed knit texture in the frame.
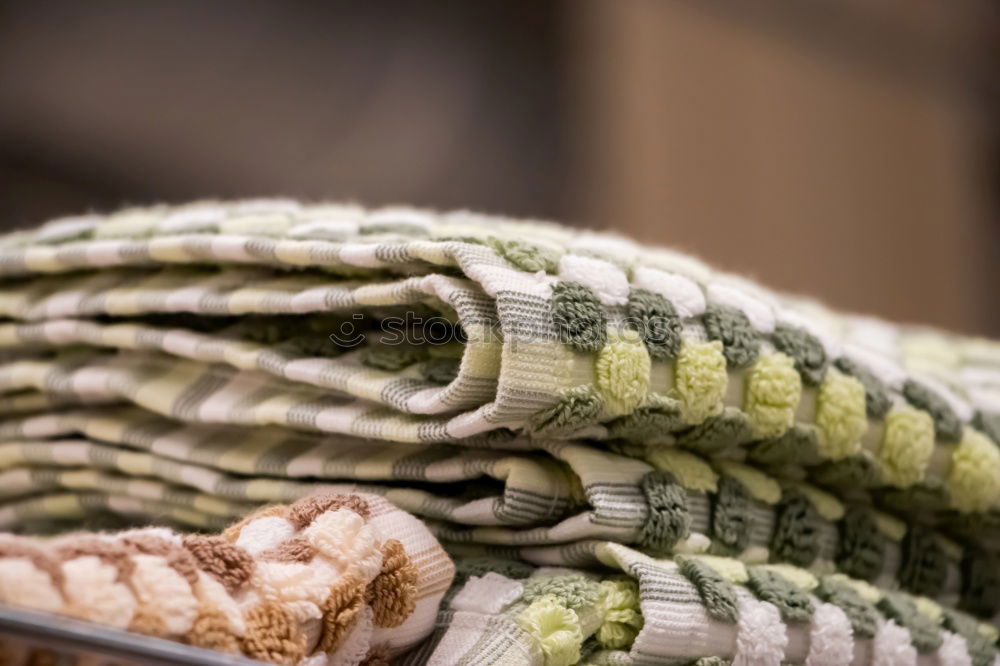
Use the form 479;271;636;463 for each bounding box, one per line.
0;200;998;665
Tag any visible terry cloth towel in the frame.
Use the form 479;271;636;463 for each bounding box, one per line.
411;541;1000;666
2;201;1000;665
0;405;996;621
1;201;999;519
0;491;453;665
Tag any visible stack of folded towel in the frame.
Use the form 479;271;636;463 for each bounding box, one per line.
0;200;998;665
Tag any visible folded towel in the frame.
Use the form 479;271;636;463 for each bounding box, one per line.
2;496;995;666
2;200;1000;665
0;491;452;665
1;404;996;621
415;541;998;666
1;201;998;516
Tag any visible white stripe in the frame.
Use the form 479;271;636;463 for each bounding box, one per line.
558;254;629;306
872;620;917;666
85;240;127;266
211;236;255;262
632;266;706;319
197;373;269;422
806;602;854;666
734;592;787;666
708;284;776;334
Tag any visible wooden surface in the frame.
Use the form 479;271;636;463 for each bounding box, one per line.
568;0;998;335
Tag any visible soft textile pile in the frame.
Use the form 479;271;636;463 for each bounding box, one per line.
0;200;999;665
0;491;450;664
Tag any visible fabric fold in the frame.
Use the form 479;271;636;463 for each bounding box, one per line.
2;201;1000;665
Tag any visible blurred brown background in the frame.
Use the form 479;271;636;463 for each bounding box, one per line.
1;1;998;334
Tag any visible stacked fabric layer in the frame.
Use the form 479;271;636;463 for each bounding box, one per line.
0;491;451;664
0;200;999;665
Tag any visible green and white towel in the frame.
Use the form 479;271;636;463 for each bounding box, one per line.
1;200;999;516
1;403;996;621
2;200;1000;665
415;542;999;666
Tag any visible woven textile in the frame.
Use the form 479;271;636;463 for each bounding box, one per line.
0;405;992;619
0;491;452;665
0;200;999;665
1;201;998;512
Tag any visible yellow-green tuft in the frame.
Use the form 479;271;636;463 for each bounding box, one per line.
516;595;584;666
674;340;728;425
595;579;643;650
595;329;651;416
815;370;867;460
645;447;718;493
744;352;802;439
946;429;1000;513
878;405;934;488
